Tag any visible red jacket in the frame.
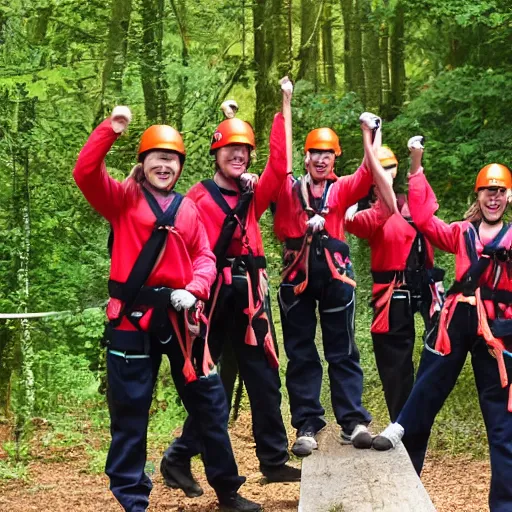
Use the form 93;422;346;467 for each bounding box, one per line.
73;119;216;330
346;196;436;333
188;112;287;259
409;170;512;402
345;199;434;272
273;164;373;242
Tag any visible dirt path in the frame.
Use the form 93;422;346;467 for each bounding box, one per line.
0;415;491;511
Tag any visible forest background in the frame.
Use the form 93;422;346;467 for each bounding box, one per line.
0;0;511;500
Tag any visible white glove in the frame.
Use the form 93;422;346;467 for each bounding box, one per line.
306;214;326;233
359;112;381;130
170;289;197;311
239;172;258;192
280;76;294;94
221;100;239;119
111;106;132;134
408;135;425;150
345;203;359;222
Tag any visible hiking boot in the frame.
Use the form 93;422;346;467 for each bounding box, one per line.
291;431;318;457
217;492;262;512
160;456;203;498
260;463;301;482
341;424;373;449
372;422;405;451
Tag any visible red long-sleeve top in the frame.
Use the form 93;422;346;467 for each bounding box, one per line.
273;164;373;242
345;198;434;272
73;119;216;304
188;113;288;257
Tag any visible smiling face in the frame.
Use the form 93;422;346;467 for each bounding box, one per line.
215;144;250;180
305;149;335;182
478;187;508;223
142;150;182;192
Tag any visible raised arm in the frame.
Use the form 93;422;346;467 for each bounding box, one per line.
73;106;132;222
407;150;460;254
360;113;397;215
254;77;293;218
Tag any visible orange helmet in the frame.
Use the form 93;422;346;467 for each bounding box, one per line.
304;128;342;157
474;163;512;191
210;118;255;154
138;125;186;161
377;146;398;168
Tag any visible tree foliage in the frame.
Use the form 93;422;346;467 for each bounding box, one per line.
0;0;510;463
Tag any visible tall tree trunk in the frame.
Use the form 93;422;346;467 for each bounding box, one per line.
340;0;353;92
13;86;36;439
322;0;336;89
253;0;273;147
169;0;188;130
390;0;406;117
297;0;321;87
379;7;391;118
96;0;132;124
361;0;381;110
141;0;171;125
271;0;291;79
349;0;365;103
156;0;169;123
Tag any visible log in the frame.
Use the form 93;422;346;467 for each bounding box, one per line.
298;424;436;512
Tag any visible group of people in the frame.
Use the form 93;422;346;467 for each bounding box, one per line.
73;77;512;512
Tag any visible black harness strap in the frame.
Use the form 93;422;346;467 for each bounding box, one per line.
201;179;254;271
109;190;184;328
448;223;510;297
201;179;234;216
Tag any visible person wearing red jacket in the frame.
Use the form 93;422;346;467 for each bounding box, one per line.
373;157;512;512
345;137;444;422
272;113;396;457
161;80;300;493
73;107;260;512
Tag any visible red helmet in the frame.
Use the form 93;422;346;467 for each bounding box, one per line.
210;118;255;154
304;128;342;157
474;163;512;191
138;125;186;161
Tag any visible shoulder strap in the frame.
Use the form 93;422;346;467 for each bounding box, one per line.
459;223;510;292
294;177;334;214
201;179;233;215
142;187;183;227
405;219;426;271
201;179;254;269
293;178;308;212
110;191;184;326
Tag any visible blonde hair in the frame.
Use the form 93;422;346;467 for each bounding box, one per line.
464;200;482;222
123;163;145;201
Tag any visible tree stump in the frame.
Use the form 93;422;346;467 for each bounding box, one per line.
298;424;436;512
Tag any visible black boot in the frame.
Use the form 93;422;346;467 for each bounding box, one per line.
160;456;203;498
217;492;262;512
260;463;301;483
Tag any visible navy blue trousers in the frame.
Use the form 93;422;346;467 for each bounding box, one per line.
372;290;431;422
397;303;512;512
105;329;244;512
279;277;371;435
166;286;289;468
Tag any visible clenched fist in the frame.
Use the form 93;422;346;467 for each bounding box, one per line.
221;100;239;119
111;106;132;134
359;112;381;131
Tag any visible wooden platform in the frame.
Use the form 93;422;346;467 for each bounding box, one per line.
298;425;436;512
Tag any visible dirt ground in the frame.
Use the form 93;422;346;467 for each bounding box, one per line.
0;415;491;512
